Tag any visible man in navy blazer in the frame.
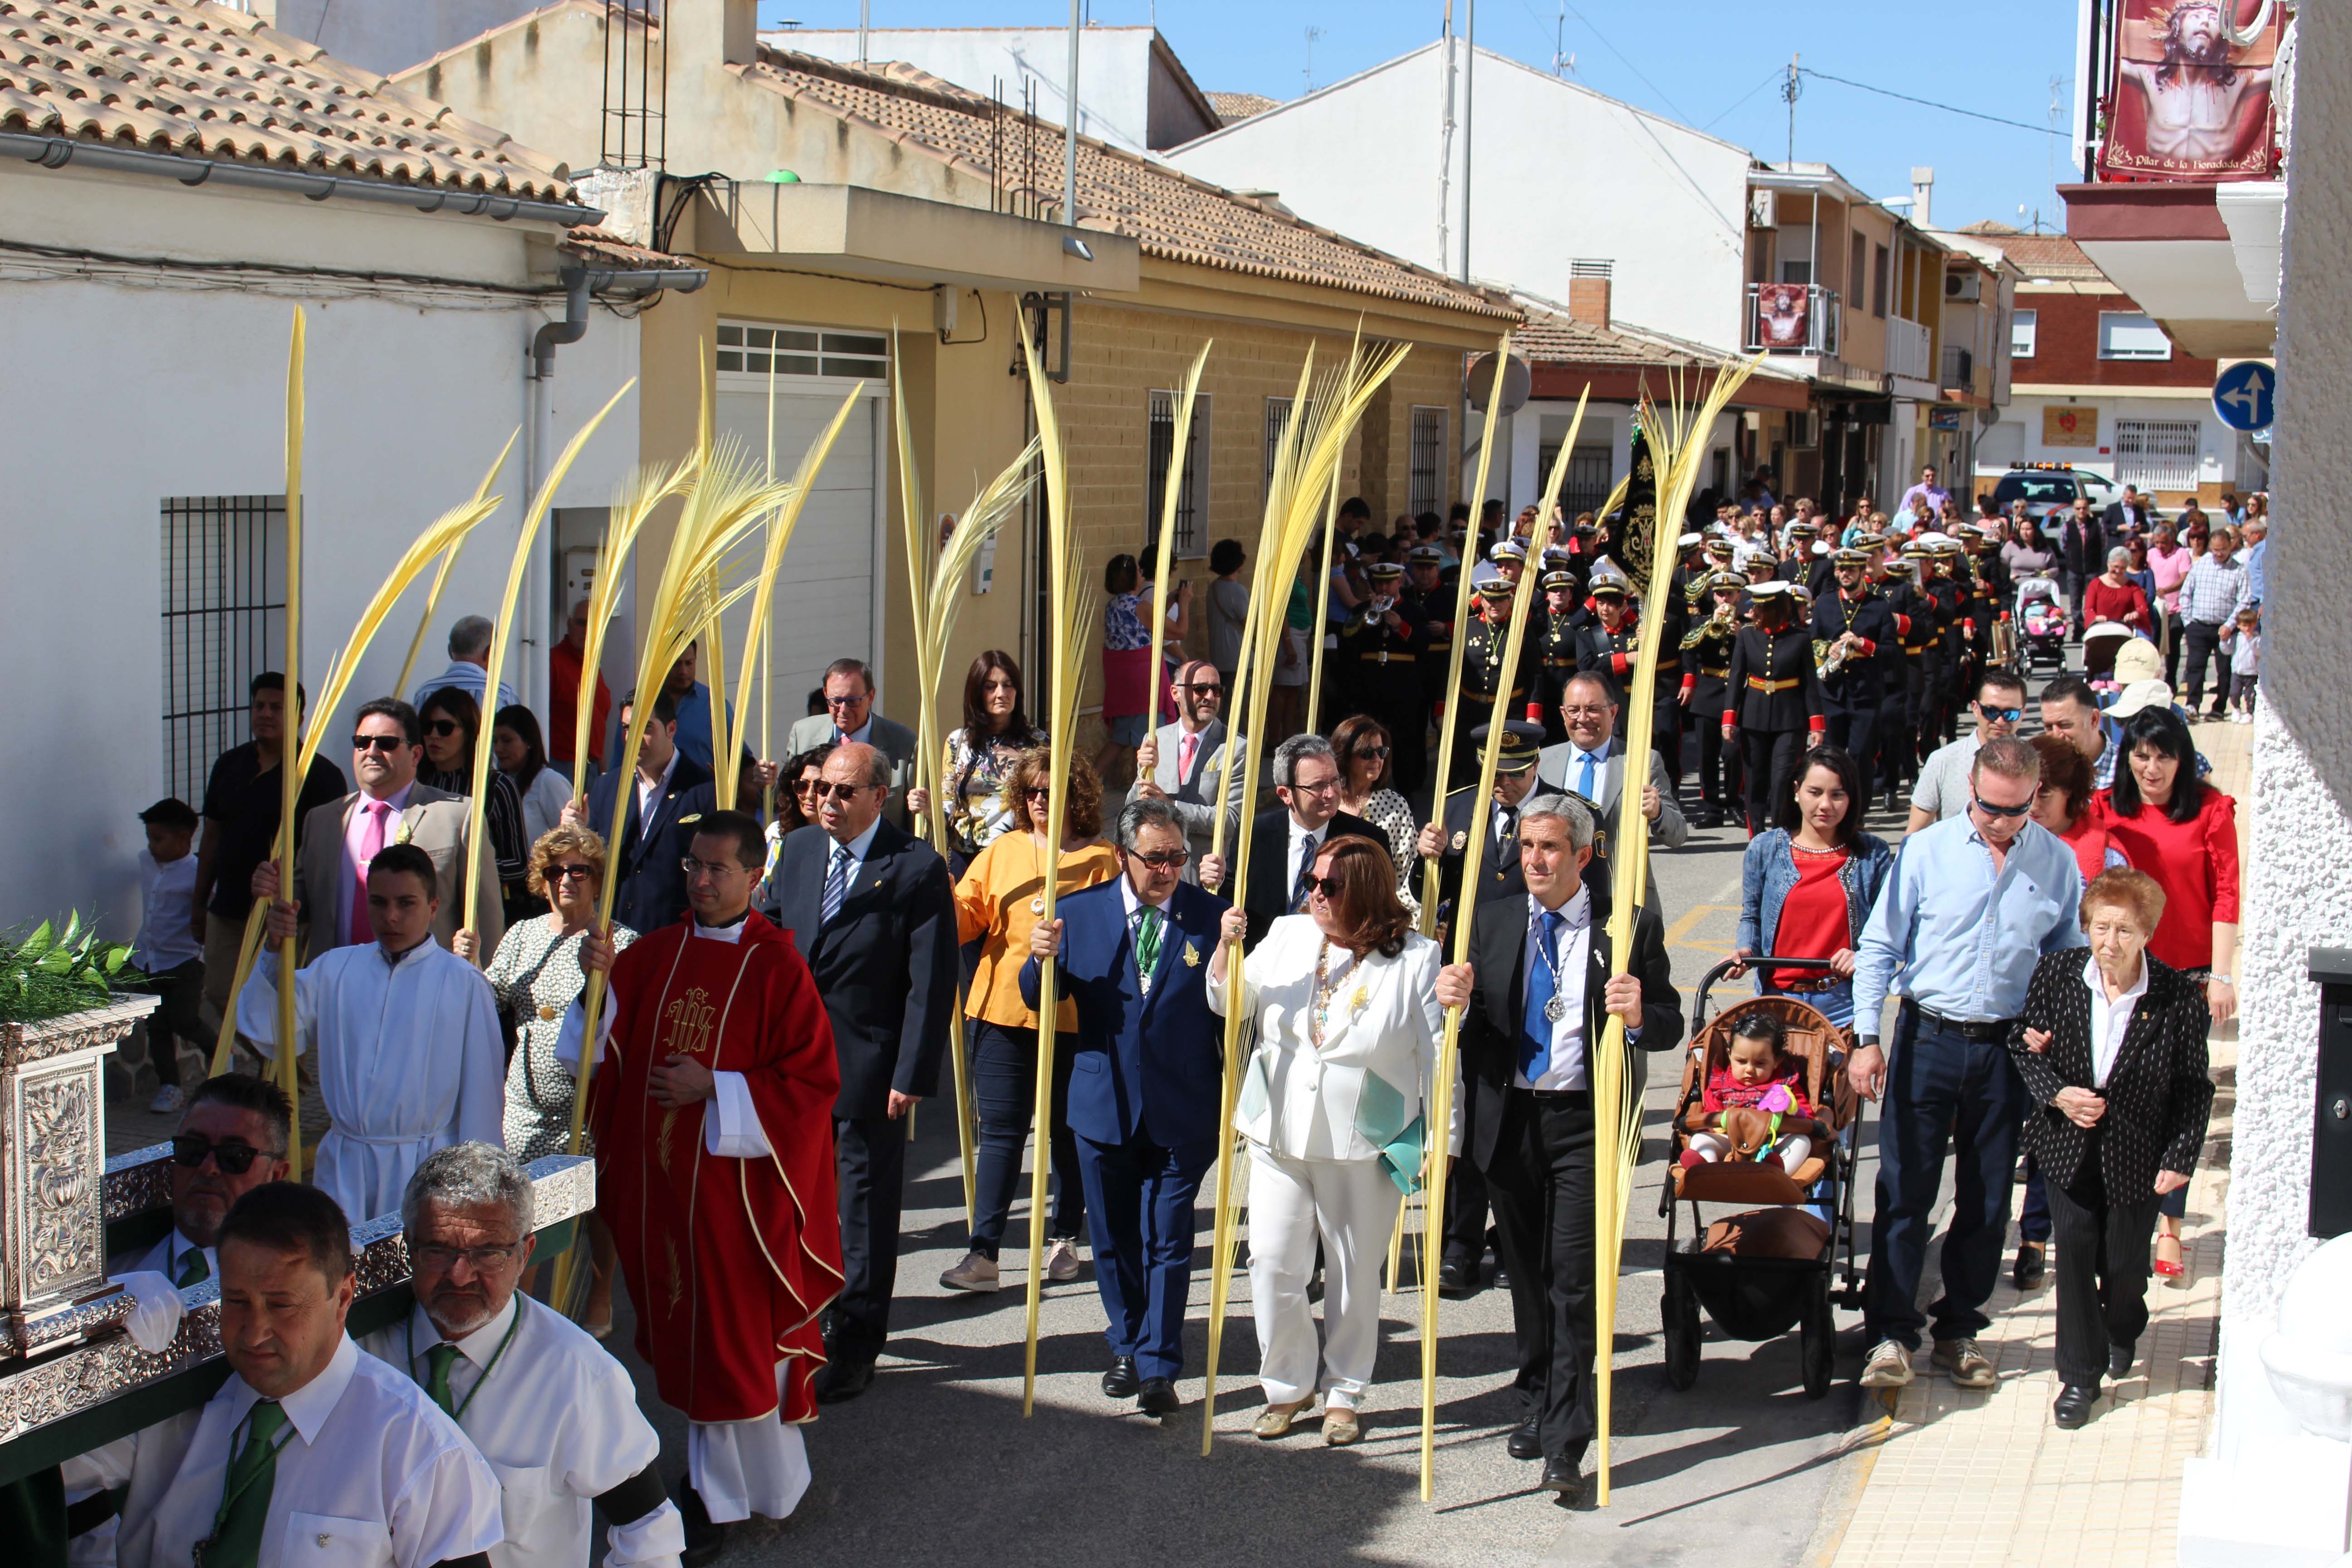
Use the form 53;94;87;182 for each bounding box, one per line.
569;686;716;935
758;742;956;1403
1022;797;1226;1418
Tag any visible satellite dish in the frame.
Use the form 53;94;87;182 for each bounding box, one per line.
1465;352;1532;417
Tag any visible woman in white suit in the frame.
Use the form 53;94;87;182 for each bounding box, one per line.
1208;833;1443;1445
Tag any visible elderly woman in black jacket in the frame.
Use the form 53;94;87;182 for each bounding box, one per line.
2010;867;2213;1432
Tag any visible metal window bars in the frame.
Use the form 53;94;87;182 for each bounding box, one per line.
159;496;285;806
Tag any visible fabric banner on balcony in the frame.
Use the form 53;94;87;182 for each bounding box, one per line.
2100;0;2282;182
1755;283;1811;350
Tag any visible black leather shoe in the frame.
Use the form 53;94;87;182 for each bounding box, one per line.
2053;1383;2100;1429
676;1484;729;1568
813;1356;875;1404
2108;1342;2135;1379
1102;1356;1141;1399
2012;1242;2046;1291
1138;1377;1181;1417
1506;1418;1543;1461
1438;1260;1480;1300
1537;1453;1584;1496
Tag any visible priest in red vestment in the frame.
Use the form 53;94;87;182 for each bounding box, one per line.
568;808;842;1560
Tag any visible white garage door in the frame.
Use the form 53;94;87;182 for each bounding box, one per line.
711;322;888;758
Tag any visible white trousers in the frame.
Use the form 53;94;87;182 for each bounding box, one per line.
688;1363;811;1523
1246;1144;1403;1408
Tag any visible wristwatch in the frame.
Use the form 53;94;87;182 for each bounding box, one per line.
1857;1037;1880;1050
2210;973;2234;986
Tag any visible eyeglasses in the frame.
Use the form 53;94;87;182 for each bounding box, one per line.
408;1240;524;1273
352;733;407;754
171;1133;270;1175
1971;793;2033;819
549;863;595;883
805;780;872;802
1130;850;1190;871
681;856;750;880
1355;745;1391;761
1303;874;1347;899
1286;774;1341;796
1977;703;2024;723
422;719;462;738
823;693;868;710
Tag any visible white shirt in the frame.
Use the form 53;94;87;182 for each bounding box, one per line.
818;817;883;908
116;1334;502;1568
1285;814;1327;907
237;941;507;1223
1517;887;1596;1093
512;769;573;849
359;1298;683;1568
139;1229;218;1289
1561;745;1610;804
2082;954;2149;1089
633;749;681;824
134;851;202;971
833;717;873;746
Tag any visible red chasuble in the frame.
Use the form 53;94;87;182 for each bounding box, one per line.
587;913;843;1423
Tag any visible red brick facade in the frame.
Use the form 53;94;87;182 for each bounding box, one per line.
2015;289;2216;388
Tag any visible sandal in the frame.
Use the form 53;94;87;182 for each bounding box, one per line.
2154;1232;2185;1282
1323;1407;1362;1446
1254;1400;1309;1440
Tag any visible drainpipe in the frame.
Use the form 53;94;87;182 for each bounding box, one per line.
524;264;708;716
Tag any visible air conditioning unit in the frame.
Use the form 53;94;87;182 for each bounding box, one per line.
1945;270;1982;302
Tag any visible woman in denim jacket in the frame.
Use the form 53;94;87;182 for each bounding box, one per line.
1732;745;1894;1030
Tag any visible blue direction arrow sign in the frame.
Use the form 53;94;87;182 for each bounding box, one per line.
2213;361;2275;433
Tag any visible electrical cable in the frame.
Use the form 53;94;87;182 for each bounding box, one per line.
1798;67;2068;138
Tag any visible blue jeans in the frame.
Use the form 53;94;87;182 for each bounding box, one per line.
968;1020;1085;1259
1864;1004;2029;1349
1761;976;1855;1030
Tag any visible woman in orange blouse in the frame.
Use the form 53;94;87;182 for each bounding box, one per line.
939;748;1121;1293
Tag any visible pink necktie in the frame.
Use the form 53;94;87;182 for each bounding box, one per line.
349;801;390;946
1178;732;1197;784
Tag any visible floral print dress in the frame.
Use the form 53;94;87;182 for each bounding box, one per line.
488;914;639;1161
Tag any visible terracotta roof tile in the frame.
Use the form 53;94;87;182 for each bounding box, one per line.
1206;90;1280;124
1954;226;2105;281
744;47;1518;323
1510;300;1808;381
0;0;580;204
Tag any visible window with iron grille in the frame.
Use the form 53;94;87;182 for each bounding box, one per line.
2113;419;2201;494
161;496;286;806
1535;443;1616;518
1147;390;1212;560
1409;406;1447;518
1263;396;1317;496
714;321;890;380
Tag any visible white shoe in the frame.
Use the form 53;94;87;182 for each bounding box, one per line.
1044;1237;1084;1282
148;1083;186;1115
939;1251;999;1292
1860;1338;1916;1389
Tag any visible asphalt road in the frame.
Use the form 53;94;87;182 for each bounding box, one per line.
599;784;1916;1567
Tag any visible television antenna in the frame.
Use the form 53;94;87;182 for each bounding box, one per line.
1304;26;1326;93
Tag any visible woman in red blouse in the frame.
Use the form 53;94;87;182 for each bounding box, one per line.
2029;735;2126;887
2093;703;2236;1279
1730;746;1895;1032
2082;547;2152;632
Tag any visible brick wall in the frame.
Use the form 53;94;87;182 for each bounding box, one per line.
2017;288;2216;388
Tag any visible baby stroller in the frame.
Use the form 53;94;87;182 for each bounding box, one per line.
1656;957;1864;1400
2014;576;2068;671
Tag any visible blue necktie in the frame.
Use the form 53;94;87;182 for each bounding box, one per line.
820;844;851;925
1577;750;1597;801
1290;832;1318;912
1521;910;1564;1081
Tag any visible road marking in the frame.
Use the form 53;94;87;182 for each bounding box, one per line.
1662;902;1737;950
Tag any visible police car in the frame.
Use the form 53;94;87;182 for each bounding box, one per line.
1984;461;2120;527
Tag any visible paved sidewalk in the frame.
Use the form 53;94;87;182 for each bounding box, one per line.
1823;716;2249;1568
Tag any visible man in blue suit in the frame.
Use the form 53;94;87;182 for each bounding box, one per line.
1023;797;1227;1418
569;686;717;935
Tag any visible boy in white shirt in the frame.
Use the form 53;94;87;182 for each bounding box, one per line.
134;799;206;1114
2222;606;2261;723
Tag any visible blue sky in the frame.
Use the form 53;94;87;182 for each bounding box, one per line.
756;0;2085;233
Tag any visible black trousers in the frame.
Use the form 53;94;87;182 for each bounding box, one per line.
828;1112;909;1362
1647;688;1682;789
1740;728;1803;836
2046;1170;2160;1387
137;957;206;1082
1484;1088;1598;1462
1693;715;1735;808
1875;692;1911;793
1823;698;1878;795
1442;1152;1491;1270
2179;620;2228;712
1367;671;1428;799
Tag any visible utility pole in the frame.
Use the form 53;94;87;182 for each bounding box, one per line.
1781;53;1800;165
1460;0;1475;284
1437;0;1454;276
1553;1;1567;76
1304;25;1325;93
857;0;868;66
1064;0;1080;229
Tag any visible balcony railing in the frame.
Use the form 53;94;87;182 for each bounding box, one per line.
1744;283;1839;356
1887;315;1932;382
1939;343;1975;392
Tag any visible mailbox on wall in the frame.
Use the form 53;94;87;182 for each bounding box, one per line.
2308;948;2352;1239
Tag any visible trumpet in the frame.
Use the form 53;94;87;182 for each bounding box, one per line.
1815;631;1857;678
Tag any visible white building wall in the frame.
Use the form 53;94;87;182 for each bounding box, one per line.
267;0;548;76
1975;392;2237;497
1168;44;1754;354
0;167;640;941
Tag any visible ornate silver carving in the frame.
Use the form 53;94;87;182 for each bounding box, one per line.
0;996;161;1072
105;1143;175;1224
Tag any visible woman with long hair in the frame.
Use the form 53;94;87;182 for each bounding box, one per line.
1730;746;1893;1029
940;749;1119;1292
1328;714;1421;919
909;651;1047;873
2093;704;2235;1282
418;686;531;926
492;704;572;846
2030;734;2127;887
1208;835;1441;1445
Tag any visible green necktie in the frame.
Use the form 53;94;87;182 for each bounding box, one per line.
1135;906;1164;980
206;1401;287;1568
422;1343;464;1418
175;1247;210;1289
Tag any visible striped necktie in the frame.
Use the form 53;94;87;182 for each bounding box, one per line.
820;844;852;925
1290;833;1318;912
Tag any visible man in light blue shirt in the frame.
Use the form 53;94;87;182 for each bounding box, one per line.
2240;514;2268;606
1849;735;2085;1393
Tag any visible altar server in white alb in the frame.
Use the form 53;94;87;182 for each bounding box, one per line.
115;1181;503;1568
240;842;505;1221
361;1145;684;1568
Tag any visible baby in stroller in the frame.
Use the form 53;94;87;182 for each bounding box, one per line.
1680;1011;1827;1173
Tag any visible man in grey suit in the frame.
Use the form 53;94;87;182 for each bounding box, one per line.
259;697;503;965
1127;659;1243;882
783;657;919;824
1537;671;1687;909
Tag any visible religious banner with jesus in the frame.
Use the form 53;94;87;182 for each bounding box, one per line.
2100;0;2283;182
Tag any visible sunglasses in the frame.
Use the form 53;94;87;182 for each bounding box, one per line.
792;777;824;795
1977;703;2024;723
422;719;462;738
1303;874;1347;899
352;733;407;754
549;863;595;883
172;1133;268;1175
823;694;868;709
806;780;871;801
1355;745;1392;761
1023;786;1054;801
1130;850;1190;872
1181;680;1223;695
1972;793;2033;819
